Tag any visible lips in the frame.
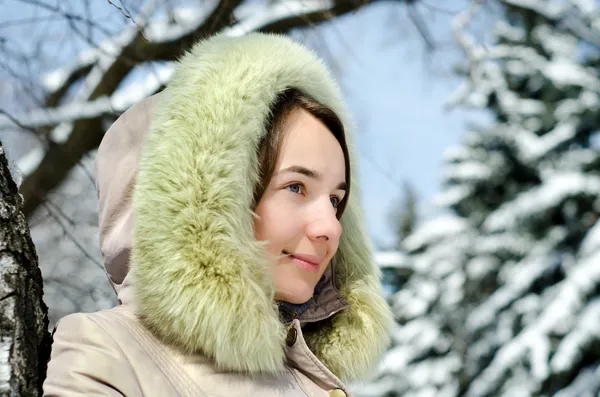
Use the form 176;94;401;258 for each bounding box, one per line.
283;251;323;272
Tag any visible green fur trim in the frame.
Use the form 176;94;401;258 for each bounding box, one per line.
132;33;392;380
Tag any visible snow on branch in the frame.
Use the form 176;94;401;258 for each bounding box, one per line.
403;215;469;252
466;250;600;397
484;173;600;232
5;64;174;134
1;0;350;133
11;0;379;218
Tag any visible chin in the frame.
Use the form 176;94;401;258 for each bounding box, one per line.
283;293;313;305
275;282;314;304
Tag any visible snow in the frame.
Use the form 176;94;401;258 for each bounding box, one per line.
442;146;471;162
543;59;600;89
516;121;577;161
50;123;72;145
572;0;597;14
367;2;600;396
0;337;10;392
374;251;409;269
223;0;334;37
551;298;600;373
466;251;600;397
2;62;174;137
503;0;564;19
42;68;73;93
494;21;526;42
41;26;138;93
484;173;600;232
553;363;600;397
145;1;218;42
378;321;440;374
474;233;533;257
111;63;174;110
466;257;550;332
402;215;469;252
533;24;578;59
443;161;492;182
16;147;44;178
580;220;600;256
466;256;498;281
433;185;472;208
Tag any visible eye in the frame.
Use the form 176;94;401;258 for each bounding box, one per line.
285;183;304;194
330;196;341;208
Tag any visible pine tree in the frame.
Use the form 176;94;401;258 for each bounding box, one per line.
354;1;600;396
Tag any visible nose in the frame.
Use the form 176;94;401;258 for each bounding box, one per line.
306;200;343;243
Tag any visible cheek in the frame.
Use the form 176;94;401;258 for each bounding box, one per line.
254;199;292;252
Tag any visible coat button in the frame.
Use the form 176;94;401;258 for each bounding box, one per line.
285;327;297;347
330;389;346;397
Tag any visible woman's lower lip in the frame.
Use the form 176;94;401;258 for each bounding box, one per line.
292;257;320;273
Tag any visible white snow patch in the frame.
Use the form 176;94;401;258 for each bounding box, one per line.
111;64;174;111
145;2;218;42
494;21;526;42
2;63;174;133
442;145;471;162
41;27;137;92
551;298;600;373
379;318;442;374
42;68;72;93
50;123;72;144
466;256;498;280
580;220;600;256
466;250;600;397
433;185;473;208
515;121;577;161
485;173;600;232
572;0;597;14
0;337;11;392
533;24;578;59
503;0;564;19
543;59;600;89
443;161;492;182
553;362;600;397
467;258;548;332
223;0;334;37
403;216;469;252
375;251;409;269
17;147;45;178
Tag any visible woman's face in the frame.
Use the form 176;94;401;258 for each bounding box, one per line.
254;108;347;304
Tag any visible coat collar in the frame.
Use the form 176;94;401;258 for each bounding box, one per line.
278;264;350;325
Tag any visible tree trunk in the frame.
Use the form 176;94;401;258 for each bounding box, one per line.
0;141;51;397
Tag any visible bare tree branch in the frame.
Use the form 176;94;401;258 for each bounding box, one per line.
13;0;409;217
41;201;104;271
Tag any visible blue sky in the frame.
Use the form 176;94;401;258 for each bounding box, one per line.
1;0;487;249
308;1;485;248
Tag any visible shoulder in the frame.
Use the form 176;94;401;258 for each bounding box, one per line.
49;309;130;368
53;308;127;342
44;309;138;396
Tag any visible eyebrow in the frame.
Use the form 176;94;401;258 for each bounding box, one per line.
278;165;347;191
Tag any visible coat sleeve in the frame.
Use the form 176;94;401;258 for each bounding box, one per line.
43;313;138;397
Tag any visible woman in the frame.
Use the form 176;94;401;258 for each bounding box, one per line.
43;33;392;397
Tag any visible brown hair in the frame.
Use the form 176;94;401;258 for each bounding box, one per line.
253;88;351;218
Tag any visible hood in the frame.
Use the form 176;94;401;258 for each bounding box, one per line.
95;33;392;382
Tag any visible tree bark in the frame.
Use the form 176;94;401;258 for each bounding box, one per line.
0;141;51;397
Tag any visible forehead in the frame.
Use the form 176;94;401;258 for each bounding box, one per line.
277;109;346;177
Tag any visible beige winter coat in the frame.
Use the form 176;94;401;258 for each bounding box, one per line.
43;34;392;397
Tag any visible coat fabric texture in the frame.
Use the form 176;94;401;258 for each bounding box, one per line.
43;33;392;397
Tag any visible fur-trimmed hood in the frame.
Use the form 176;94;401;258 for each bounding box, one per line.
95;33;392;382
